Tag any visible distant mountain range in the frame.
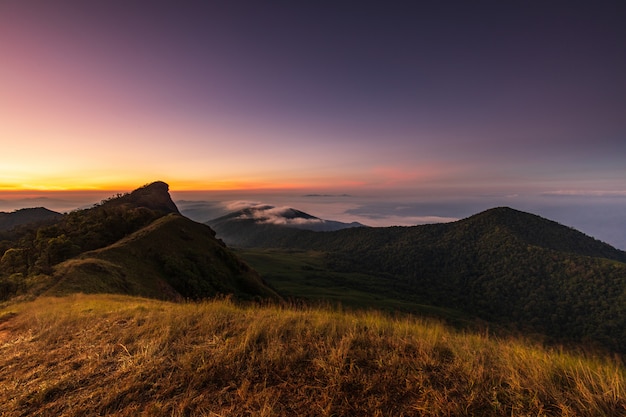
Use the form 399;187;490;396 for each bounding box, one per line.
0;207;63;231
207;205;364;246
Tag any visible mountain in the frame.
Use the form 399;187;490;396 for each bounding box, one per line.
100;180;181;215
48;214;278;301
466;207;626;261
207;204;364;246
0;207;63;231
222;206;625;259
0;182;181;278
222;206;626;353
0;182;277;302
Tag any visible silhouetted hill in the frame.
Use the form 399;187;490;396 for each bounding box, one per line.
466;207;626;262
48;214;278;301
0;207;63;231
100;180;181;215
0;182;277;302
219;206;626;353
207;205;364;245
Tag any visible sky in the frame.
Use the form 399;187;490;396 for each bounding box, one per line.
1;1;625;247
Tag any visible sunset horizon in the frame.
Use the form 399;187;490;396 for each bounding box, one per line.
1;1;624;247
2;3;626;411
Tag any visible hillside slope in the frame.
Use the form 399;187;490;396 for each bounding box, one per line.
0;207;63;232
0;181;181;280
0;294;623;416
48;214;278;301
219;207;626;353
0;182;278;302
464;207;626;261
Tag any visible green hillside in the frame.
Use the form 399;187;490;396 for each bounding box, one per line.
49;214;278;301
215;207;626;353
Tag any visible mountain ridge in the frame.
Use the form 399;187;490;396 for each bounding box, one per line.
214;205;626;262
99;180;181;215
464;207;626;262
0;207;63;231
48;214;278;301
0;182;278;302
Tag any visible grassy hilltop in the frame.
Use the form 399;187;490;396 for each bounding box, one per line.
1;294;624;416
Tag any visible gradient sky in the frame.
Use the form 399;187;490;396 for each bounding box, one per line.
1;2;625;245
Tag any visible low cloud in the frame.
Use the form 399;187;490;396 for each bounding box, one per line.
177;194;624;250
356;215;459;227
175;200;226;222
236;205;325;226
224;200;266;211
303;194;352;198
542;190;626;198
341;201;464;226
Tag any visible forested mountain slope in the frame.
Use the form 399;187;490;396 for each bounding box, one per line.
49;214;278;301
216;207;626;353
0;182;277;302
0;207;63;232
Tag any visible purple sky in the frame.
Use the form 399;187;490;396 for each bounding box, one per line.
1;1;625;246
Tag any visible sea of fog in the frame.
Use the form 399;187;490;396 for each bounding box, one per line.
1;190;624;250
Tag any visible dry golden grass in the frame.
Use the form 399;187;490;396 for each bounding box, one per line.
0;294;624;416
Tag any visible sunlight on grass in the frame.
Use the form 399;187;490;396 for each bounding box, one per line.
1;294;624;416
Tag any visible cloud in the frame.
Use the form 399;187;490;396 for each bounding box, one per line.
541;190;626;198
223;200;266;211
340;201;464;226
175;200;226;222
303;194;352;197
234;204;325;226
352;214;458;227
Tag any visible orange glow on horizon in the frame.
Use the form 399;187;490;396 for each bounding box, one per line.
0;177;370;195
0;182;142;193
